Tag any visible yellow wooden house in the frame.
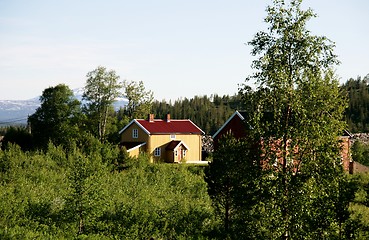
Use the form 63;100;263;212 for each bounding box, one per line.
119;114;204;163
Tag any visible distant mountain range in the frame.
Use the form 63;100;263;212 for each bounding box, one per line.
0;88;128;126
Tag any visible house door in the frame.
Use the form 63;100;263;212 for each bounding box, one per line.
177;146;183;162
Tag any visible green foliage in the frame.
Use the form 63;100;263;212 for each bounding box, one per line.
64;147;107;235
352;141;369;166
100;156;213;239
105;108;130;144
0;142;214;239
348;173;369;239
205;134;263;239
3;0;369;238
1;126;33;151
83;66;122;141
123;80;154;120
28;84;82;149
151;94;243;135
234;0;351;238
341;75;369;133
0;144;69;239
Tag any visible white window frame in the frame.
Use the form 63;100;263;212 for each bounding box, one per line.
154;147;161;156
132;129;138;138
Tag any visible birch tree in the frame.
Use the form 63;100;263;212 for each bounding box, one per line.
83;66;122;141
123;80;154;120
239;0;349;238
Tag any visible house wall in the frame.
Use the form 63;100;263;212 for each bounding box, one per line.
340;136;351;172
149;134;169;162
120;122;149;143
120;122;149;159
213;115;248;149
149;134;202;162
214;115;353;173
120;122;202;162
128;146;143;158
174;134;202;161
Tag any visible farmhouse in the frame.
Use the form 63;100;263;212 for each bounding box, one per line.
213;110;358;173
119;114;204;163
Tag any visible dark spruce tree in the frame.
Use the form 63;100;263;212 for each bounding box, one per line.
205;134;264;239
341;74;369;133
151;93;243;135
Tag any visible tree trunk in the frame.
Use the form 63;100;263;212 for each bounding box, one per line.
101;106;108;142
225;201;229;235
282;105;292;240
78;209;84;235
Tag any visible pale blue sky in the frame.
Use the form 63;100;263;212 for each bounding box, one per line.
0;0;368;101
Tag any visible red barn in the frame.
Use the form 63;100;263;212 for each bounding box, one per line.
213;111;355;173
212;111;250;149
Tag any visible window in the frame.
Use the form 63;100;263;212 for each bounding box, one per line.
170;134;176;139
175;150;178;156
154;147;161;156
132;129;138;138
182;150;187;157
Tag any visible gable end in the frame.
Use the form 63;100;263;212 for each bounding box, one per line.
119;119;151;135
212;111;245;139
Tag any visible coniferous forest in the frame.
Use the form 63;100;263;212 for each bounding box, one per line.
152;74;369;136
342;74;369;133
3;0;369;239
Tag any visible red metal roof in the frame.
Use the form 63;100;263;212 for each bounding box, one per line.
136;119;204;134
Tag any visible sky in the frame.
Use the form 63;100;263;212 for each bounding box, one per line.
0;0;368;101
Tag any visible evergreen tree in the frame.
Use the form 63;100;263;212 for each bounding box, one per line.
205;134;263;239
2;126;33;151
342;74;369;132
151;93;242;135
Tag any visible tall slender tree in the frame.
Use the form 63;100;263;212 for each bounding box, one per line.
239;0;349;238
83;66;122;141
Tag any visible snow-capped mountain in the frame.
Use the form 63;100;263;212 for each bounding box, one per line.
73;87;128;107
0;98;40;125
0;88;128;125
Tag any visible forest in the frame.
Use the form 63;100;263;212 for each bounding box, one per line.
342;74;369;133
151;74;369;137
2;0;369;239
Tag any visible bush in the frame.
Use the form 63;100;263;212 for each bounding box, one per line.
352;141;369;166
0;145;215;239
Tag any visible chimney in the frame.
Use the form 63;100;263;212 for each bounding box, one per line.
148;114;154;122
166;113;171;122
